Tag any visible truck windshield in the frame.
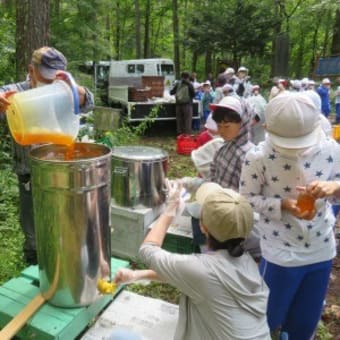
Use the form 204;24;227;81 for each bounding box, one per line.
161;64;174;75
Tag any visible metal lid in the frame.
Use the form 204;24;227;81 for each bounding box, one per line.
111;145;168;161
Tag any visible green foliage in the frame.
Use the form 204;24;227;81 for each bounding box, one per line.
0;12;16;84
127;281;181;305
94;104;161;147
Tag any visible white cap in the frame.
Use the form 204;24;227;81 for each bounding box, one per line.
301;77;309;85
202;80;211;86
209;96;243;116
322;78;331;85
225;67;235;75
238;66;248;73
265;92;323;149
222;83;234;92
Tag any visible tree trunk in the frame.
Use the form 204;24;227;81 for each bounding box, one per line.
114;0;121;60
15;0;50;81
143;0;151;58
172;0;180;78
205;50;212;79
309;23;320;78
322;9;332;57
331;8;340;55
294;29;305;78
192;51;198;75
134;0;142;59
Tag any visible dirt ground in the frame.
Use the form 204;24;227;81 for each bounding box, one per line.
322;224;340;339
140;128;340;339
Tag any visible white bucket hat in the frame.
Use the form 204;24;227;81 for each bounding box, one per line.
265;92;323;149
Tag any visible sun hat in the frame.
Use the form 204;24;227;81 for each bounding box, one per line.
204;113;218;131
265;92;323;149
202;80;211;86
238;66;248;73
31;46;67;80
222;83;234;93
225;67;235;75
195;182;253;242
209;96;242;115
322;78;331;85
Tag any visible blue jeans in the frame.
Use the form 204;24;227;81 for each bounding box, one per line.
259;259;332;340
336;103;340;123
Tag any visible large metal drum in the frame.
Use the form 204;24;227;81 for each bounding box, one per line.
111;146;168;208
30;143;112;307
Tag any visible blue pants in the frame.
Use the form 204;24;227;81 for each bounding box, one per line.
336;103;340;123
259;259;332;340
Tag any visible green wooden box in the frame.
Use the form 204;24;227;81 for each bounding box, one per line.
0;257;130;339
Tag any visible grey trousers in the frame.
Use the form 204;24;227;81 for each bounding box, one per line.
176;103;193;135
18;175;36;260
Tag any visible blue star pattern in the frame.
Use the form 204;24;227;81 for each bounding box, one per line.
326;156;333;163
238;138;339;266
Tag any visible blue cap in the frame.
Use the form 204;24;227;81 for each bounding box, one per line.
31;47;67;80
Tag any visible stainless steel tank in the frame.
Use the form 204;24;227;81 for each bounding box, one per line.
111;146;168;208
30;143;112;307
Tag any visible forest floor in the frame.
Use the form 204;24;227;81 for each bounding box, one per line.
138;121;340;339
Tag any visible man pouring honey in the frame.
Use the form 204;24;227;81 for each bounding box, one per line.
0;46;94;265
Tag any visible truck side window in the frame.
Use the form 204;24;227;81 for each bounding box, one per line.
127;64;135;73
136;64;144;74
161;64;174;75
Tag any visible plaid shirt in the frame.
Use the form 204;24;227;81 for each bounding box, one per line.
208;101;254;190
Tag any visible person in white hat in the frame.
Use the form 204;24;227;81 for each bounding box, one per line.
113;181;271;340
269;78;288;101
180;96;259;256
239;92;340;339
246;84;267;145
234;66;252;98
200;80;214;123
317;78;332;117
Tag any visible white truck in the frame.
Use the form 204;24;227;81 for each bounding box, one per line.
90;58;201;122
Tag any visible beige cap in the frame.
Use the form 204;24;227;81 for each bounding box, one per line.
195;182;253;242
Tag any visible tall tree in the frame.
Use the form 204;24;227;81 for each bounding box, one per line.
134;0;142;58
172;0;180;78
331;8;340;55
143;0;151;58
15;0;50;80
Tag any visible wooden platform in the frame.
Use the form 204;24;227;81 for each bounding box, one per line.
0;257;130;339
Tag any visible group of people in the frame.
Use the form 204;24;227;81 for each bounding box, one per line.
114;71;340;339
270;76;340;123
1;48;339;339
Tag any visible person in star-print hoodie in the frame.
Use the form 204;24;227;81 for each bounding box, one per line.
239;92;340;340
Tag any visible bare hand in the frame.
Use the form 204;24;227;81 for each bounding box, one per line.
281;197;317;220
0;91;17;112
306;181;340;199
